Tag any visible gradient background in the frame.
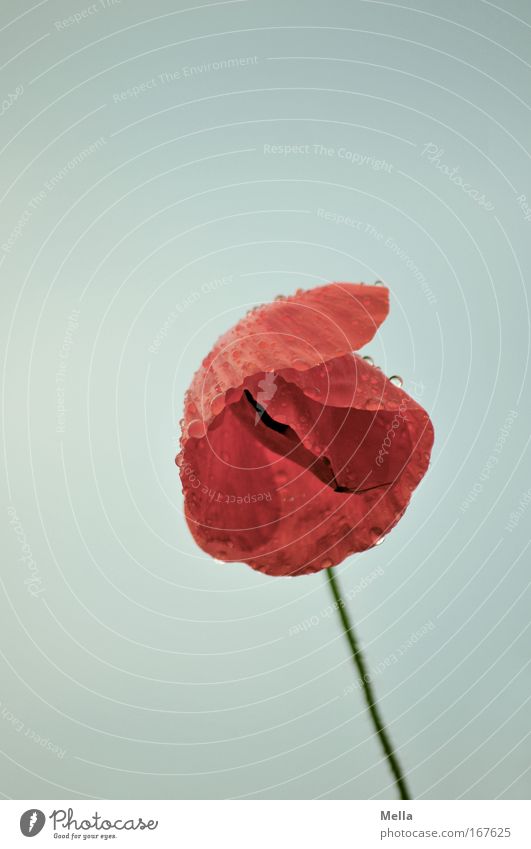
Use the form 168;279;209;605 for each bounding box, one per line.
1;0;530;800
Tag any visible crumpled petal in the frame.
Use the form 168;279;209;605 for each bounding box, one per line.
177;282;433;576
182;282;388;438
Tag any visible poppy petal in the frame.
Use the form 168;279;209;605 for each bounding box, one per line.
182;283;388;438
180;354;433;576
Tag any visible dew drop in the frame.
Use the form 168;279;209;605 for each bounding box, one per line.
370;526;383;545
187;419;206;438
210;393;225;415
389;375;403;388
213;540;233;559
374;280;385;286
321;558;333;569
362;355;374;366
292;358;307;371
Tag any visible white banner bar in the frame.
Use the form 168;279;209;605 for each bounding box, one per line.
1;799;529;848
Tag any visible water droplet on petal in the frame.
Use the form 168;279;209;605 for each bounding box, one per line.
210;393;225;415
276;471;288;484
370;526;383;545
321;558;333;569
362;355;374;366
292;358;307;371
374;280;385;286
188;419;206;438
389;374;403;388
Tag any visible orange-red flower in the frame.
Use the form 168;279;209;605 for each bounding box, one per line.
177;283;434;576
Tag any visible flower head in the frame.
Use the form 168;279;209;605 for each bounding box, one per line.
177;283;434;576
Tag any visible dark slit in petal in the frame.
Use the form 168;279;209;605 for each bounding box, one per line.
244;389;289;433
244;389;384;495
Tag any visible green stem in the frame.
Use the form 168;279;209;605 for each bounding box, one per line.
326;567;411;800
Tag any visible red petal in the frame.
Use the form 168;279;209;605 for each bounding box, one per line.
180;353;434;576
181;282;388;438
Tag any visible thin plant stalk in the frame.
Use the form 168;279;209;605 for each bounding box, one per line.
326;567;411;800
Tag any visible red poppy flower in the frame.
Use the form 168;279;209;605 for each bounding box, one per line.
177;282;434;577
